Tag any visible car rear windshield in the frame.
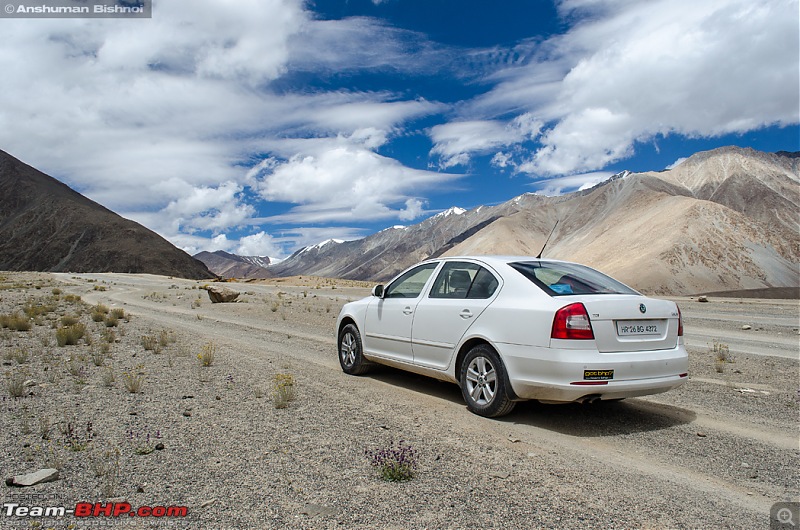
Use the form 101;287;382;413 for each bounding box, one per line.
509;261;639;297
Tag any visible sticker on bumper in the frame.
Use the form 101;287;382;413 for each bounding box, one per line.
584;369;614;380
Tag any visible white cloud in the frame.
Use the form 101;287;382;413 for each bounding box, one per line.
162;181;255;233
666;157;688;170
429;114;542;168
251;138;461;223
446;0;798;177
0;0;452;258
235;232;282;257
532;171;614;196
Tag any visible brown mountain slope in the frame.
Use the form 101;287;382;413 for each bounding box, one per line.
444;149;799;294
194;251;272;279
0;150;214;279
271;146;799;295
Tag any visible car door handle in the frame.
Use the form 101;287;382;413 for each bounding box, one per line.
403;307;413;315
459;309;473;319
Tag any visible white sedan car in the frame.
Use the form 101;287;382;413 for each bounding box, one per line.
336;256;688;417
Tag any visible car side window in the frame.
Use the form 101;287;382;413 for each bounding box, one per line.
384;263;439;298
430;262;498;299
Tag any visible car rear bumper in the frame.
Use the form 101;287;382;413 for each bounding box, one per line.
498;342;689;402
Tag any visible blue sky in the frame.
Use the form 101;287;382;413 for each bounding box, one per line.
0;0;797;258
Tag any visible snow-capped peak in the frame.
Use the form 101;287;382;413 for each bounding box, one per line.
432;206;466;219
300;239;343;253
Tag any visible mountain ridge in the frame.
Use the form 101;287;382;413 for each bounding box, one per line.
0;150;214;279
268;146;799;295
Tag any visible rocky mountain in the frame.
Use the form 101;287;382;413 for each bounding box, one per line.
0;150;214;279
194;251;272;279
269;146;799;295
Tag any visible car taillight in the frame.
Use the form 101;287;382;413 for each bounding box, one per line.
677;305;683;336
551;303;594;340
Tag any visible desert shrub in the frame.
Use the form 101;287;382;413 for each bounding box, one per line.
710;341;731;373
4;370;27;398
8;347;30;364
366;440;418;482
56;323;86;347
158;329;176;347
197;342;217;367
140;335;161;353
2;313;32;331
101;367;115;388
90;347;107;367
23;301;57;318
122;371;144;393
91;304;109;322
272;373;296;409
60;314;80;327
101;329;116;343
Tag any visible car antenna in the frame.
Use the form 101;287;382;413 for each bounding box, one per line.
536;220;559;259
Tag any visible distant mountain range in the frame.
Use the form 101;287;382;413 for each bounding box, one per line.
267;146;799;295
194;251;272;279
0;150;214;279
3;145;796;295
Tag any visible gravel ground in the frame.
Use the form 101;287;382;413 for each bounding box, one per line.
0;272;797;530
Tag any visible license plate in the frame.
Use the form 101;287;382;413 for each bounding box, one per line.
616;320;663;336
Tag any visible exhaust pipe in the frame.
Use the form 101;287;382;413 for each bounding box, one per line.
581;395;601;405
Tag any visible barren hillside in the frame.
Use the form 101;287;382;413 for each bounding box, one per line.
272;147;799;295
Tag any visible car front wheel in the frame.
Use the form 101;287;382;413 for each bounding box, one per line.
338;323;371;375
460;344;515;418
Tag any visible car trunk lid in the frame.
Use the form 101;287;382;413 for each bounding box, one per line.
578;295;680;353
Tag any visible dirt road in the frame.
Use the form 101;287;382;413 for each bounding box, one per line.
1;272;797;529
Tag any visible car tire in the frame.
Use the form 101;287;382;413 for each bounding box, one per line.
460;344;516;418
338;324;371;375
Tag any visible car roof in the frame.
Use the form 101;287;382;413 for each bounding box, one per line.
433;256;572;266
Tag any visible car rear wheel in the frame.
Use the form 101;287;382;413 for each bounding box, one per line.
338;324;371;375
460;344;515;418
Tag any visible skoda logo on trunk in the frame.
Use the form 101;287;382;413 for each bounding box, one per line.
639;303;647;314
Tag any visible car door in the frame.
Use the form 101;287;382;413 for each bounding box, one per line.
411;262;500;370
363;262;440;363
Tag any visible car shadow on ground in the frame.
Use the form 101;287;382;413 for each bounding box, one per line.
506;398;697;437
366;366;696;437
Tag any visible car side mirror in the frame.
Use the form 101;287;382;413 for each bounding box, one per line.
371;284;385;298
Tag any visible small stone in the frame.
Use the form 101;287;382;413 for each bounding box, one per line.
183;411;192;417
508;437;520;443
8;469;59;487
490;471;510;479
741;325;752;330
741;463;750;468
215;396;221;401
155;443;165;451
301;503;337;517
23;379;38;388
129;411;138;416
136;486;145;493
698;296;709;303
697;432;707;437
200;499;216;509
